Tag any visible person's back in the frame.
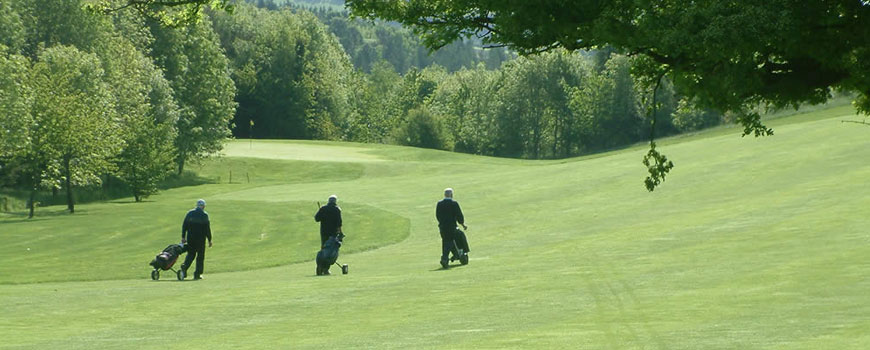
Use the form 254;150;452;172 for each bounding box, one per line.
181;199;213;280
184;208;210;241
314;195;343;246
436;197;464;233
435;188;466;269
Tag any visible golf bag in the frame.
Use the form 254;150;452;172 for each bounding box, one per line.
452;229;470;265
316;233;347;275
149;243;188;280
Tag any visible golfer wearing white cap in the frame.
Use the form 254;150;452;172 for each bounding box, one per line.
436;188;467;269
315;195;343;247
180;199;212;280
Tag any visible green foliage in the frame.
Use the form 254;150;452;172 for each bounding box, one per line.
671;98;721;133
148;16;236;174
642;141;674;191
347;0;870;115
346;0;870;190
392;107;451;150
30;45;122;213
342;61;401;143
427;63;501;155
210;5;351;140
0;2;26;53
0;49;32;159
88;0;235;27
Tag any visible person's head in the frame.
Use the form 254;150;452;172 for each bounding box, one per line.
328;195;338;204
444;188;453;198
196;199;206;209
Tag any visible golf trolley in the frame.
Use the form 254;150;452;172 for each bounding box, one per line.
149;243;187;281
448;228;470;266
316;233;349;276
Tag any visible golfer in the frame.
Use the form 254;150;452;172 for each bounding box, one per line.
436;188;466;269
181;199;212;280
315;195;343;247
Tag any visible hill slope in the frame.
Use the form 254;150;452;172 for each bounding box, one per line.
1;105;868;349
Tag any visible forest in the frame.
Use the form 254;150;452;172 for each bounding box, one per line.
0;0;722;216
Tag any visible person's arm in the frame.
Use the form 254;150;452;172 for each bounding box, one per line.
181;212;190;243
455;202;466;230
205;214;212;247
337;208;343;233
314;207;323;222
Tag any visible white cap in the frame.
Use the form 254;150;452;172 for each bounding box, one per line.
196;199;206;207
328;195;337;203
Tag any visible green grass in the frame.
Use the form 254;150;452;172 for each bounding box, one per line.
2;105;869;349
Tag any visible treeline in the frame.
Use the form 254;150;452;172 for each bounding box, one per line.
344;51;722;158
248;0;512;74
215;3;721;152
0;0;722;217
0;0;236;216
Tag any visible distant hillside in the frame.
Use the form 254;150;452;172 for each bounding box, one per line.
273;0;345;11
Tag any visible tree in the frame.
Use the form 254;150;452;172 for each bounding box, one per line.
427;63;501;155
29;45;121;214
96;32;179;202
148;16;236;175
393;107;451;150
343;0;870;189
91;0;234;27
210;5;352;140
0;2;26;53
0;48;32;161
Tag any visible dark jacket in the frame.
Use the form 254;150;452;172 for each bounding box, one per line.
182;208;212;243
315;203;342;237
436;198;464;233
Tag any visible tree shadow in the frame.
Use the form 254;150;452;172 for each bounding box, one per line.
0;208;74;222
158;171;214;190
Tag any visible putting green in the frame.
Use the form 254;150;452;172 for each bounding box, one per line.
1;105;868;349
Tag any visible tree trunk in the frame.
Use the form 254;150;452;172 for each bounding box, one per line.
28;188;35;219
177;156;185;176
64;155;74;214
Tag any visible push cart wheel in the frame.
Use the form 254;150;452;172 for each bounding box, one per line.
460;254;469;265
341;264;349;275
151;270;159;280
176;270;184;281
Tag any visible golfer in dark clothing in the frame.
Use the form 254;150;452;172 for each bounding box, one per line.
315;195;342;247
436;188;466;269
181;199;212;280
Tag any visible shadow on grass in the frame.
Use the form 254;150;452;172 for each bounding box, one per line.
0;171;214;212
429;264;469;272
0;208;74;222
158;171;215;190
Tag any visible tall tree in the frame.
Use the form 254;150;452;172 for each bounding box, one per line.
29;45;121;214
96;31;180;202
211;5;352;140
0;49;32;161
148;16;236;175
0;2;26;53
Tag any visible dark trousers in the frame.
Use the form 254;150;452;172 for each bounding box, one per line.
182;240;206;278
439;229;460;262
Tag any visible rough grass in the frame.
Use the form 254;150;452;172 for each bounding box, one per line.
1;105;869;349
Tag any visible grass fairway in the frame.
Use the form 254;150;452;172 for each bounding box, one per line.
1;105;869;349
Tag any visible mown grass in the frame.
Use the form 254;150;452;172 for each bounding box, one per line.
1;105;868;349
